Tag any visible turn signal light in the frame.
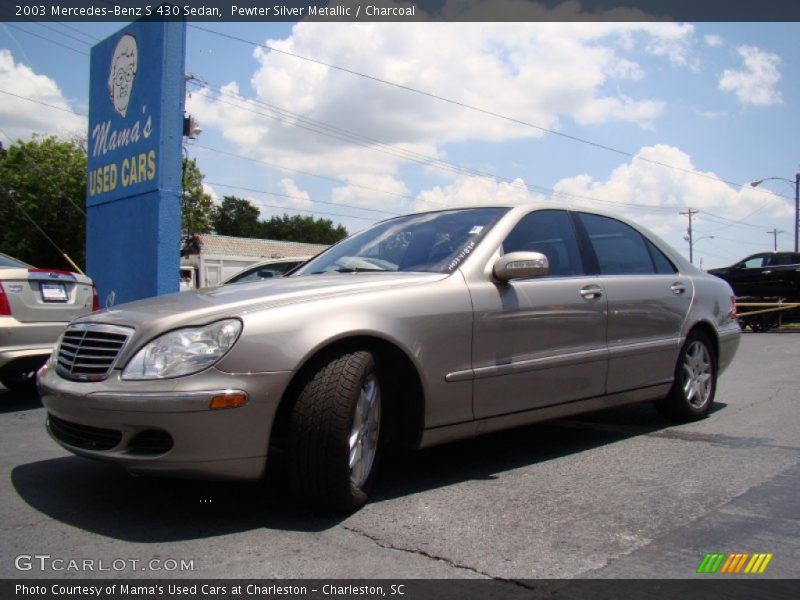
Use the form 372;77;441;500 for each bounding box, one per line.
209;392;248;410
91;285;100;312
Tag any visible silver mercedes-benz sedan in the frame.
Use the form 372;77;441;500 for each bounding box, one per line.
39;205;740;510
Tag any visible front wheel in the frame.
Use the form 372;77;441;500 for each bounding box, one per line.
655;331;717;422
287;350;383;511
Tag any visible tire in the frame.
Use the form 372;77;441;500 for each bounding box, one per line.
287;350;383;511
655;331;717;422
0;371;38;396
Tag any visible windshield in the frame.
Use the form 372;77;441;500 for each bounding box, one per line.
293;208;509;276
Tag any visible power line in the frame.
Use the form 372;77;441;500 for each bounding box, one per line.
0;89;87;118
189;25;793;203
190;81;689;215
3;23;89;56
34;23;94;48
1;184;85;274
0;85;782;235
194;143;416;203
205;180;400;217
189;78;791;227
54;22;102;43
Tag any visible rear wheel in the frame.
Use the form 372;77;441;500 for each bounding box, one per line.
656;331;716;422
287;350;383;511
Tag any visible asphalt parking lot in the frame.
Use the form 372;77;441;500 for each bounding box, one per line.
0;333;798;580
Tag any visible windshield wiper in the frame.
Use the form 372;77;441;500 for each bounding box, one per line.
311;267;386;274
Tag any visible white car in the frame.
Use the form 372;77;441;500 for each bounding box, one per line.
222;257;311;285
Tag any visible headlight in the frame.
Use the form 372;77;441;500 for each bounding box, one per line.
121;319;242;380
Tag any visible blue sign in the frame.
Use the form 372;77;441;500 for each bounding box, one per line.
86;21;186;305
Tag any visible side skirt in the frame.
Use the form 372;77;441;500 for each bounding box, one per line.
417;383;671;449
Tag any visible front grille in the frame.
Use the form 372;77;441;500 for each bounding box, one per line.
48;414;122;451
56;323;132;381
127;430;174;456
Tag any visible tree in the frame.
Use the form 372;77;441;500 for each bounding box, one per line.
181;157;214;237
212;195;261;237
0;135;87;270
260;213;348;245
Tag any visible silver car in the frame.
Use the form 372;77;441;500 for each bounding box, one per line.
0;253;97;394
38;206;740;510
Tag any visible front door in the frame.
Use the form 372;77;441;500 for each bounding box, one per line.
469;210;608;419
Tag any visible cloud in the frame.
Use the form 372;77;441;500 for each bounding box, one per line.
704;34;724;48
0;49;85;141
414;176;536;212
331;173;409;212
551;144;792;237
408;145;791;248
719;45;783;106
189;22;696;183
277;178;313;209
202;182;219;203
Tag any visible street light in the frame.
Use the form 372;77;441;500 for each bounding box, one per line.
750;173;800;252
683;234;715;264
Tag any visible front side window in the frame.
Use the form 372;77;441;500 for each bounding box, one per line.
294;208;509;276
502;210;583;276
577;213;657;275
741;255;767;269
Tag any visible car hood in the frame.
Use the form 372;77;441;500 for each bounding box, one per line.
74;272;448;333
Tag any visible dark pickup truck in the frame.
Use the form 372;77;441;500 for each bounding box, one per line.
708;251;800;299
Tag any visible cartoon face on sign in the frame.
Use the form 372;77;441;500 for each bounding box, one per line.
107;34;137;118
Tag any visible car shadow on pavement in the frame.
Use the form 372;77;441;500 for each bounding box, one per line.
10;402;722;542
370;402;684;503
10;454;348;543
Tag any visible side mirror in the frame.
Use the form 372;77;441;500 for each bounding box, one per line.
493;251;549;282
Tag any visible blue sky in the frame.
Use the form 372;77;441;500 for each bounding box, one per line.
1;17;798;268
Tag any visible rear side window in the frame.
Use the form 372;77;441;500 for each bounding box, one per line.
645;239;677;274
502;210;583;276
0;254;29;268
577;213;659;275
767;254;800;266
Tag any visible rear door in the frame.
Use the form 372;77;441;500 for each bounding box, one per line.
1;268;94;323
574;212;692;394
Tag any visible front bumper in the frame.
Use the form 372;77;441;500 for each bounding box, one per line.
38;362;294;481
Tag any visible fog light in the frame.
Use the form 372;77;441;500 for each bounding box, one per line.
209;391;248;410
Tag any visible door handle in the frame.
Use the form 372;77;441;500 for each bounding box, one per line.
762;270;772;275
580;285;603;299
671;283;687;295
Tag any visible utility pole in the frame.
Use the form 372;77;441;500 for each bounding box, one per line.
680;208;699;264
795;171;800;252
766;228;783;251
